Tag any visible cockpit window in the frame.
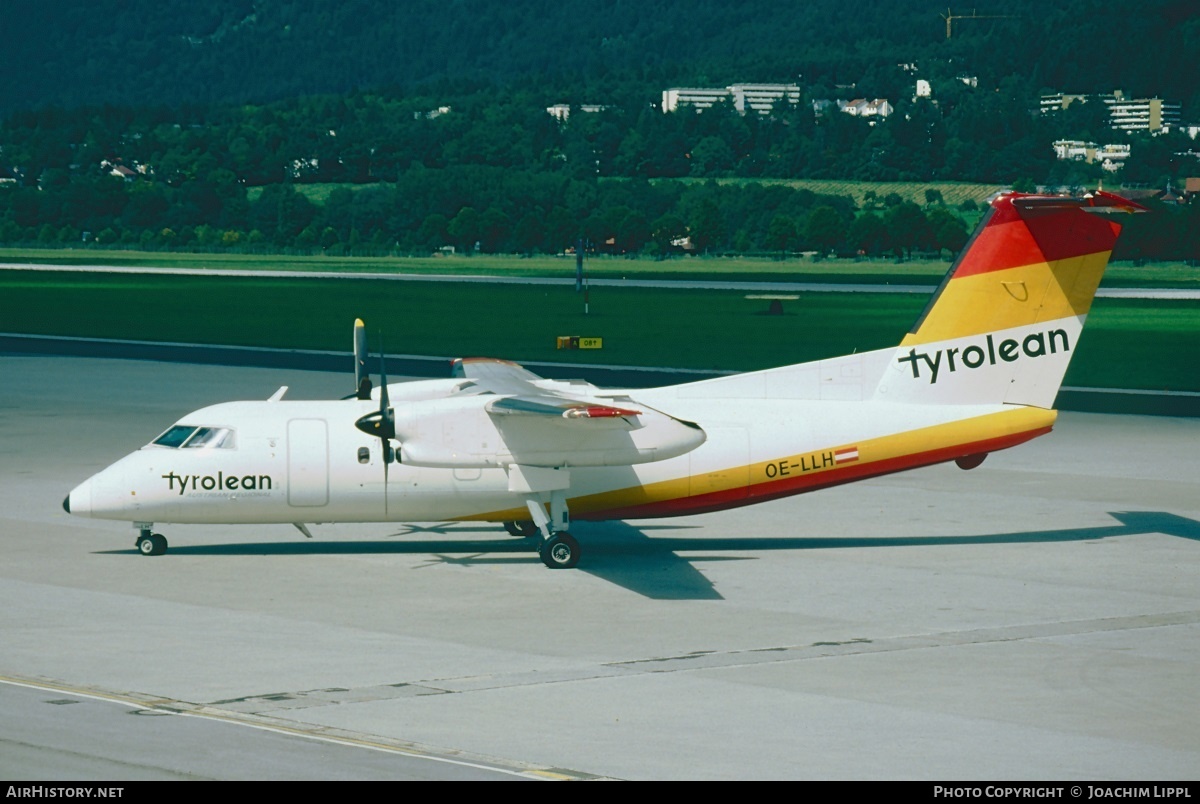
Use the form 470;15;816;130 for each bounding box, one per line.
151;425;235;449
183;427;235;449
153;425;197;448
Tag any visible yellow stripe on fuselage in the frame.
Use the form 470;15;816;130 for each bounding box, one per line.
462;405;1057;522
902;251;1110;347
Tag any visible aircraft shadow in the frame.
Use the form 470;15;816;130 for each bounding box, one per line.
95;511;1199;600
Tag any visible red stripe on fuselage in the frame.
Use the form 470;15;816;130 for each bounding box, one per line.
575;424;1053;521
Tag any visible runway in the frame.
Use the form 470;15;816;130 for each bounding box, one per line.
3;262;1197;298
3;355;1198;780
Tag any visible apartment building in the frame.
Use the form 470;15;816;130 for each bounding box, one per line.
662;83;801;115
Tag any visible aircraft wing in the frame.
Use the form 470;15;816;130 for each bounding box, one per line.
453;358;644;425
451;357;545;395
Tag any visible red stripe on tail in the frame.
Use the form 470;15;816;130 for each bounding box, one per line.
950;193;1132;279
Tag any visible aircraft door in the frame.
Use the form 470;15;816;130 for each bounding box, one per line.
287;419;329;507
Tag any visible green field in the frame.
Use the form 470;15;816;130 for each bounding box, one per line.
1;270;1196;392
254;179;1009;210
0;246;952;280
675;177;1009;208
2;248;1197;288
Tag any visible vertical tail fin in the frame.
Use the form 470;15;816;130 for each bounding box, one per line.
874;191;1144;408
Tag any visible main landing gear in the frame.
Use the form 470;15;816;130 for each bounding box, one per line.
502;520;539;538
516;489;581;569
538;532;580;569
135;526;167;557
504;518;578;568
501;466;589;569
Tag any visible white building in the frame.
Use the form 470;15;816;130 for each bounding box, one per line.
1106;95;1181;132
662;87;732;113
413;106;452;120
1041;91;1181;133
1052;140;1130;172
840;99;893;119
662;83;800;115
729;84;801;115
1040;93;1091;114
546;104;609;121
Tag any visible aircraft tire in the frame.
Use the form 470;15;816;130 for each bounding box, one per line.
539;532;580;569
503;520;539;538
137;534;168;557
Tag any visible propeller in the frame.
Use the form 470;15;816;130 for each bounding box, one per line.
353;325;396;514
354;318;372;400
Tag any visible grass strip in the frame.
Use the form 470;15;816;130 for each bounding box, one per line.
1;270;1195;392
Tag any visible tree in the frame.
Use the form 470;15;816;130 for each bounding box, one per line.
614;210;650;253
650;214;687;257
250;184;316;242
417;213;449;250
766;215;796;257
478;206;510;253
447;206;481;252
513;212;543;255
927;207;969;258
847;212;887;256
803;205;846;256
689;199;725;253
689;136;734;177
883;202;932;260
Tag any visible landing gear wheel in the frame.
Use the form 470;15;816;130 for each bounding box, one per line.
137;533;167;557
539;532;580;569
503;520;539;538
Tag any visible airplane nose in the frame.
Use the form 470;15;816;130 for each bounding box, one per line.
65;479;92;518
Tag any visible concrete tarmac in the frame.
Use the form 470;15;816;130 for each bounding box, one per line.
2;355;1198;780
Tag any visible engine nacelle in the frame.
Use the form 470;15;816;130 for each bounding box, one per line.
393;395;705;468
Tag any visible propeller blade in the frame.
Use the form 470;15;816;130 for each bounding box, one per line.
378;331;395;439
350;327;397;517
378;331;394;517
383;439;390;517
354;318;372;399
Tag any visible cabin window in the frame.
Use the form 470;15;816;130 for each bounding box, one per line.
183;427;235;449
152;425;197;448
152;425;236;449
357;447;370;464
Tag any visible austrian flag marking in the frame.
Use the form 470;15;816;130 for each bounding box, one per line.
834;447;859;464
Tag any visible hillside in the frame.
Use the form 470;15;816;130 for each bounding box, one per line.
3;0;1197;112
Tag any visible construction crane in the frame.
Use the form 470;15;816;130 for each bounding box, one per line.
941;8;1017;39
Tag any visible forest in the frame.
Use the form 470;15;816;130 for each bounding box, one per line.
6;0;1198;113
1;0;1197;261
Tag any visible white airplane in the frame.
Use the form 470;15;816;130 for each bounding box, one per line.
64;191;1144;568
